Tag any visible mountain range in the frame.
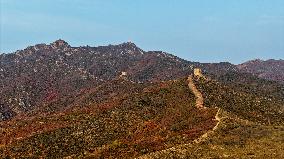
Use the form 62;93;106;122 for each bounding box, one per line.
0;40;283;158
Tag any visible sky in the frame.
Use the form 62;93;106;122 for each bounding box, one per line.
0;0;284;64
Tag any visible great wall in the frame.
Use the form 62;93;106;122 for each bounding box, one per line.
137;69;225;159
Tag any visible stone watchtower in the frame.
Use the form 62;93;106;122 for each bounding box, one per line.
193;68;203;77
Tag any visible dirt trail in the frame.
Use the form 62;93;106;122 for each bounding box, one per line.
193;108;222;144
213;108;222;131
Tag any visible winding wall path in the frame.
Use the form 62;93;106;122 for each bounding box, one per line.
137;75;223;159
187;75;206;109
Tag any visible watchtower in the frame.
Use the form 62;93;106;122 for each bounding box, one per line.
193;68;203;77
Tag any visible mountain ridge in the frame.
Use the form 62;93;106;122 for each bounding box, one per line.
0;40;283;122
0;40;283;158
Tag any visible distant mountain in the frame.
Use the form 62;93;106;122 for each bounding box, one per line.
238;59;284;83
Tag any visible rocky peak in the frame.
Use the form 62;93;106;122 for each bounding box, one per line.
119;42;138;49
116;42;144;55
50;39;70;48
124;41;137;46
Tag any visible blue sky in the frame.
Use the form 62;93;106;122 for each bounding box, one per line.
0;0;283;64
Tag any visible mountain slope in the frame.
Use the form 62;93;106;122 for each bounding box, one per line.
1;78;218;158
0;40;194;121
1;75;283;158
238;59;284;83
0;40;283;158
0;40;240;121
0;40;283;121
138;76;284;159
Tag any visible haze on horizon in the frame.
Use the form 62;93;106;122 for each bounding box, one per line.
0;0;284;64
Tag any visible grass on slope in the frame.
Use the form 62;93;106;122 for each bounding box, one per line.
194;76;284;125
144;117;284;159
185;76;284;158
1;78;218;158
137;75;284;158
